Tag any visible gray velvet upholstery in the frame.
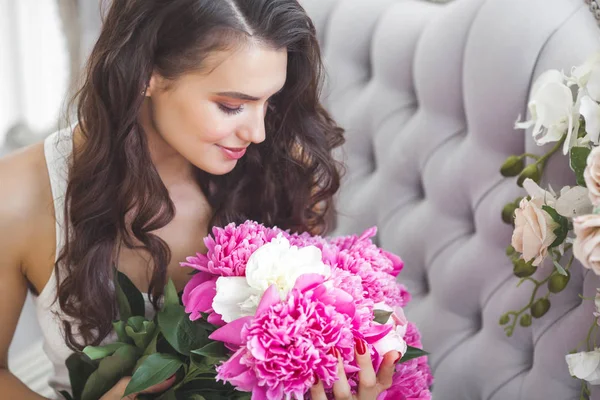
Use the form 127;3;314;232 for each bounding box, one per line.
302;0;600;398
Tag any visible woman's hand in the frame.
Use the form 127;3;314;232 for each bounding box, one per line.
310;338;399;400
99;374;176;399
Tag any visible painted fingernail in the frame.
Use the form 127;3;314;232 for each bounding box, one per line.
314;372;319;383
393;352;401;363
355;337;367;355
328;347;337;358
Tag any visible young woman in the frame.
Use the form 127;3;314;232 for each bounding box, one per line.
0;1;400;398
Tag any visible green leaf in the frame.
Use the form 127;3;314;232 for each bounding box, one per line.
191;342;228;359
83;342;127;361
123;353;184;397
81;344;140;400
158;305;209;355
115;268;146;318
113;320;132;344
373;310;393;324
65;353;97;400
142;327;160;356
399;346;428;363
155;388;178;400
163;279;179;309
570;146;592;187
133;355;150;374
59;390;74;400
552;260;569;276
541;205;569;248
126;319;156;350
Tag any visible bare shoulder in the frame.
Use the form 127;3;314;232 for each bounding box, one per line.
0;141;55;273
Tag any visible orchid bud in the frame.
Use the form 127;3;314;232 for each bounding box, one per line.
548;271;570;293
517;164;541;187
502;203;518;224
520;314;532;327
500;155;525;177
513;259;536;278
531;298;551;318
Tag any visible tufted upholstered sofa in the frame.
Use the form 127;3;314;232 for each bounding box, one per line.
301;0;600;398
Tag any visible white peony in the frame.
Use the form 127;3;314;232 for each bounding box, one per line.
566;349;600;385
372;302;408;357
212;234;330;322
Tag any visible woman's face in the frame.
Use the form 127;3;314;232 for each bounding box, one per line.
143;42;288;175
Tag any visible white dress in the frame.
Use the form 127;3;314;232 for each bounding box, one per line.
33;128;154;398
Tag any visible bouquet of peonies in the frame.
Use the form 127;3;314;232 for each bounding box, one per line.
62;221;432;400
498;50;600;398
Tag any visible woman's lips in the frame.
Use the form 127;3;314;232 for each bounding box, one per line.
218;145;247;160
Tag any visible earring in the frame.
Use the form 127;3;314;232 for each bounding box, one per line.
141;85;148;96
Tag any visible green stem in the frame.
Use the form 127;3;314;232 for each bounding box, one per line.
536;135;566;170
505;272;553;336
522;153;541;161
587;317;599;351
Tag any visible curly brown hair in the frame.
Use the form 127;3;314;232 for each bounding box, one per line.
56;0;345;351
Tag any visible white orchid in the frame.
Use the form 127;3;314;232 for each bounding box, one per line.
515;70;577;154
566;349;600;385
211;234;330;323
569;52;600;101
580;96;600;145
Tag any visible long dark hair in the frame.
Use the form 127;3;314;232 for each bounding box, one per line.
56;0;345;351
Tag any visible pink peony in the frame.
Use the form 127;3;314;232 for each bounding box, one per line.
328;227;405;277
330;268;374;329
377;323;433;400
181;272;219;322
209;274;394;400
331;250;410;307
181;221;281;276
377;358;433;400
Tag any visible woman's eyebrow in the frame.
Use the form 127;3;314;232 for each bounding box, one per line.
214;87;284;101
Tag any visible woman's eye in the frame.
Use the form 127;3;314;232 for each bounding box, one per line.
218;104;243;115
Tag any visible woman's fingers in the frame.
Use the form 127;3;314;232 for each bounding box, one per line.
331;348;353;400
309;374;328;400
376;351;400;391
139;374;177;394
354;338;377;400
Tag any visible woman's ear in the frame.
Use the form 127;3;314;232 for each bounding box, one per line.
145;72;161;97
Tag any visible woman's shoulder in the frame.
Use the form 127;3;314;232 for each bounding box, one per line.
0;138;55;249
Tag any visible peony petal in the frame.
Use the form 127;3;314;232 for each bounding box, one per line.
184;279;217;315
381;250;404;276
363;323;394;343
359;226;378;241
209;316;253;345
207;311;225;326
373;330;408;357
255;284;281;316
293;273;326;292
251;385;269;400
217;347;248;377
182;272;215;306
212;277;256;323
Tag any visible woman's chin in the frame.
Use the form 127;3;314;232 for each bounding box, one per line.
195;159;238;176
